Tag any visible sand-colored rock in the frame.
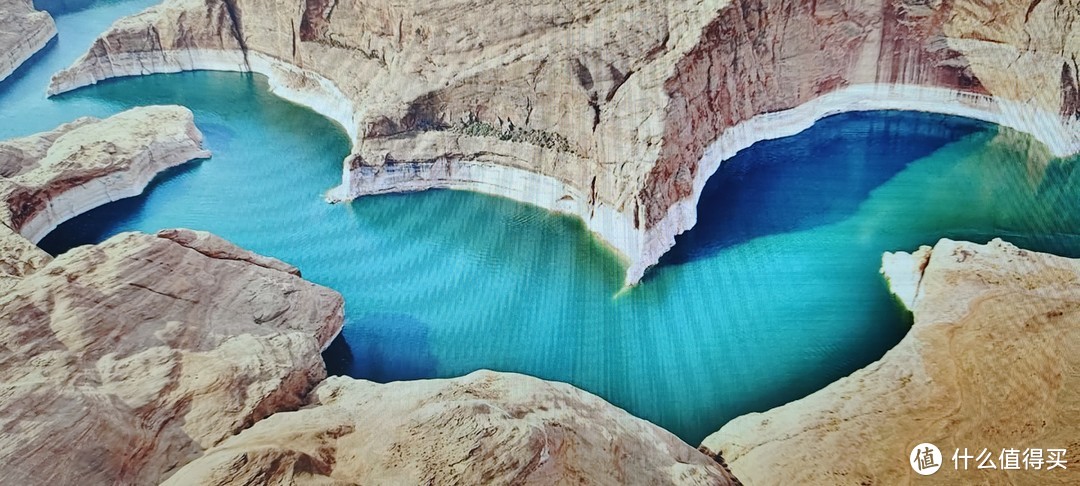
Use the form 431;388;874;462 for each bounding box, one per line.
0;110;739;484
0;229;345;485
700;239;1080;484
0;222;49;293
0;0;56;82
164;370;741;485
48;0;1080;285
0;105;210;242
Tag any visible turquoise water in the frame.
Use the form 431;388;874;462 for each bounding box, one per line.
7;1;1080;445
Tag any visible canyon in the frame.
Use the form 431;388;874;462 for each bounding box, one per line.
0;108;741;485
3;0;1079;483
0;105;210;243
47;0;1080;285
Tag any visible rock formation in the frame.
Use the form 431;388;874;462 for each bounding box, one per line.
0;228;346;484
164;371;741;485
0;105;210;243
0;0;56;82
700;239;1080;484
0;105;740;485
1;226;740;484
47;0;1080;285
0;221;49;293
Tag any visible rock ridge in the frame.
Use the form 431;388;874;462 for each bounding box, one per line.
48;0;1080;285
0;105;211;243
163;371;742;485
700;238;1080;484
0;114;738;484
0;228;346;484
0;0;56;83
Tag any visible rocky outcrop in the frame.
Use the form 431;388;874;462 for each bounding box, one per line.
48;0;1080;285
700;239;1080;484
0;221;49;293
0;228;740;484
0;105;210;242
0;0;56;82
0;111;739;484
163;370;741;485
0;228;345;485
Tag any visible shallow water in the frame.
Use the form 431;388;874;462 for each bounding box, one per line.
7;0;1080;445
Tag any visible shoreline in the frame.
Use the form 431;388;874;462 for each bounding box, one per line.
2;107;211;245
20;142;211;244
50;51;1080;285
632;83;1080;284
0;0;57;83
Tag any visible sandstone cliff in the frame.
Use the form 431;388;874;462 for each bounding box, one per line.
0;105;210;242
0;228;346;484
700;239;1080;484
0;0;56;82
48;0;1080;284
0;105;740;485
164;371;741;485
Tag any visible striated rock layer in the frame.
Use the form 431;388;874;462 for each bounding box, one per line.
700;239;1080;484
0;105;210;243
164;370;741;485
0;109;739;484
0;0;56;82
0;229;345;484
48;0;1080;285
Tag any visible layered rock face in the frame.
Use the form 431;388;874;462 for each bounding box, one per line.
48;0;1080;284
0;106;739;485
164;371;741;485
0;0;56;82
0;229;345;484
700;239;1080;484
0;105;210;242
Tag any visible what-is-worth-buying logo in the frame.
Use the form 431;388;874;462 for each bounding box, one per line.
910;443;1068;476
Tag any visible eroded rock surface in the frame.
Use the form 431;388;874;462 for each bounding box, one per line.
701;239;1080;484
48;0;1080;284
0;222;49;293
0;229;345;484
165;371;741;485
0;105;210;242
0;0;56;82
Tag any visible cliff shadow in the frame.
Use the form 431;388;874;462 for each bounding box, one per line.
37;160;205;255
658;110;989;267
0;36;57;92
322;313;438;382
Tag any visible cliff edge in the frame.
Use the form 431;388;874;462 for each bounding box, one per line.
0;229;346;484
700;239;1080;484
164;371;742;485
0;113;739;484
48;0;1080;285
0;105;211;242
0;0;56;82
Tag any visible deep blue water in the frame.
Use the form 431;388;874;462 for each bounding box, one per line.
6;0;1080;445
